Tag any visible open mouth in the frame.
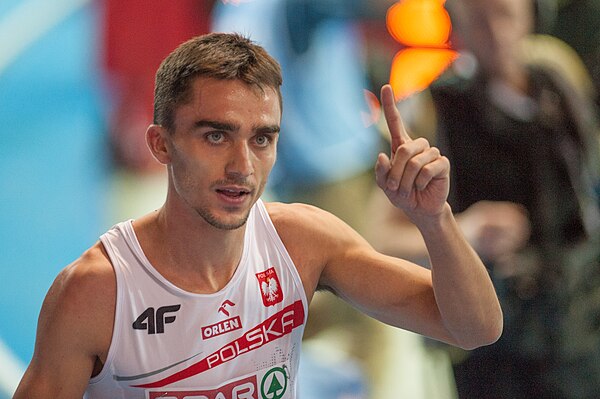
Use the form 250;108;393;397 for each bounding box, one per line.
216;188;251;199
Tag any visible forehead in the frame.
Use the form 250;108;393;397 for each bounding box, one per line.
458;0;529;20
193;78;279;112
174;77;281;127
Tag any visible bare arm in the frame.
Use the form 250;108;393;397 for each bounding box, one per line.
413;204;503;348
375;85;502;348
13;244;114;398
315;206;501;350
315;85;502;350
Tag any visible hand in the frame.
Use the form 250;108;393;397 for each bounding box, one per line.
458;201;531;262
375;85;450;220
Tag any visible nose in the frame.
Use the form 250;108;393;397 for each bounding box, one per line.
225;141;254;178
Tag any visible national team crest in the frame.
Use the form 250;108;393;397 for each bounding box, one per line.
255;267;283;306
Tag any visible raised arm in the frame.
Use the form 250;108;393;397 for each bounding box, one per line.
13;244;114;399
314;85;502;350
377;85;502;347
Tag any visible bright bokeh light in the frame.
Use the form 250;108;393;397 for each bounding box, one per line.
390;48;458;101
383;0;456;100
386;0;451;47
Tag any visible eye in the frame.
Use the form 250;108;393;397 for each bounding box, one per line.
255;134;272;147
206;132;225;144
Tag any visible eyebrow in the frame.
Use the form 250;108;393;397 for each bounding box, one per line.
194;120;238;132
194;119;280;134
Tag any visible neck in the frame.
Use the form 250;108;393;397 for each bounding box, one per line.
134;199;249;294
493;63;529;94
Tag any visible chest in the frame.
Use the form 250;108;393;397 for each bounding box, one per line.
88;220;309;398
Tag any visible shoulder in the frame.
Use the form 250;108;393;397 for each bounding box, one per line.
521;34;596;99
430;60;477;94
53;242;115;309
14;243;116;396
263;202;372;289
429;64;481;116
17;242;116;393
43;242;115;355
264;201;368;248
265;201;328;231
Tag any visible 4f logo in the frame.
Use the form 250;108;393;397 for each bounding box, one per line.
133;304;181;334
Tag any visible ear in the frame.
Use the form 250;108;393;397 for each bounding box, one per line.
146;124;171;165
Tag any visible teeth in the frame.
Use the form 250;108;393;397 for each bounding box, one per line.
219;189;248;196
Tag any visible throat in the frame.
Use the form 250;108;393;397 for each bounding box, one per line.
136;208;248;293
161;259;243;294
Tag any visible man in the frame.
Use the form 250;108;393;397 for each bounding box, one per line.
13;32;501;398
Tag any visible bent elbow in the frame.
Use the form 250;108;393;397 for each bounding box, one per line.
485;305;504;344
464;325;503;350
462;312;504;350
453;307;503;350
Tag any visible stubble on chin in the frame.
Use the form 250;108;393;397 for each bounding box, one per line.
195;207;250;230
197;181;265;230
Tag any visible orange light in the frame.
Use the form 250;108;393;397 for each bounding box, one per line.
386;0;452;48
384;0;456;99
389;48;458;101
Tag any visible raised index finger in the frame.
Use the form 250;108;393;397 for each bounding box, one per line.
381;84;411;155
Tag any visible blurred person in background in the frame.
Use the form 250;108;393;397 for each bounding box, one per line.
365;0;600;398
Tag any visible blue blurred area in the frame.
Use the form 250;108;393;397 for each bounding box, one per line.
0;0;108;367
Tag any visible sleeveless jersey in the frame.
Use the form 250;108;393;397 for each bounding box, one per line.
85;199;308;399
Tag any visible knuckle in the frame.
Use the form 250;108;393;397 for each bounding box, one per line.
415;137;430;147
405;158;422;174
395;145;411;158
435;155;449;168
418;164;435;181
388;169;403;182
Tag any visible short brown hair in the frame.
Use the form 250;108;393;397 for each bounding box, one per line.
153;32;283;130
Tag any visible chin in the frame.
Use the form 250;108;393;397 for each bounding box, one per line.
197;208;250;230
212;218;249;231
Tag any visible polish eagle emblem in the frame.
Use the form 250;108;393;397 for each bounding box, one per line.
261;277;279;303
256;267;284;306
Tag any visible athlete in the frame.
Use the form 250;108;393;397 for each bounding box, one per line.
13;33;502;398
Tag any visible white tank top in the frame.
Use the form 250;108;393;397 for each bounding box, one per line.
86;199;308;399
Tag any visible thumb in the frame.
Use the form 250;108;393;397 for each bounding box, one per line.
375;152;391;190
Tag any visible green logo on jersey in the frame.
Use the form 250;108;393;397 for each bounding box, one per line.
260;366;288;399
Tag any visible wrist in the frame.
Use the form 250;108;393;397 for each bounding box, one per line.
411;202;454;235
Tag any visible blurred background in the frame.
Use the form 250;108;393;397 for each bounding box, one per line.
1;0;599;398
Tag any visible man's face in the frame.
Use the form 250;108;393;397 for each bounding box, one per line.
165;77;280;230
457;0;532;78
